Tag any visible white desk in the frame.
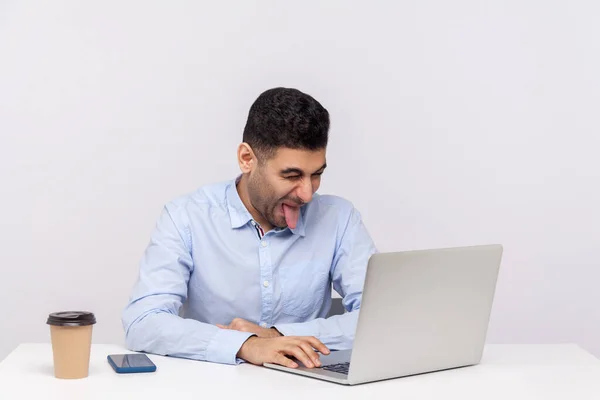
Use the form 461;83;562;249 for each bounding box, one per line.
0;344;598;399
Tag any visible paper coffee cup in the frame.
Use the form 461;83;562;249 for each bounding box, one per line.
46;311;96;379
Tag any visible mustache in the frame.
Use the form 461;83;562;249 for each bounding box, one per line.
280;196;305;207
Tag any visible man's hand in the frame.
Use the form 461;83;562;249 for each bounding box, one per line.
216;318;282;338
237;336;330;369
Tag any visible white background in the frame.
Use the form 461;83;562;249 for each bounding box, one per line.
1;1;598;362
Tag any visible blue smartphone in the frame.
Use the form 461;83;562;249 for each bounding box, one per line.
107;353;157;374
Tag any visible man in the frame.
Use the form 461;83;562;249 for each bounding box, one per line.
122;87;377;369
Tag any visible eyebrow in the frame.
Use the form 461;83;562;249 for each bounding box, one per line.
280;163;327;175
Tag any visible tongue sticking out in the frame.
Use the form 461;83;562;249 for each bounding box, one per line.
282;204;300;229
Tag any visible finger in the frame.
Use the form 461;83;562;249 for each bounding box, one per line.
231;318;245;328
216;324;228;329
273;353;298;369
285;345;315;368
298;342;322;367
231;319;249;331
305;337;330;355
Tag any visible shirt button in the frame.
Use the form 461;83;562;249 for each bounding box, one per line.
261;241;268;247
260;322;267;328
263;280;270;288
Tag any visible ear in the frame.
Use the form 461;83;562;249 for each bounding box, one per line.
237;143;257;174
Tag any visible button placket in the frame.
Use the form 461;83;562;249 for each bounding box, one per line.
258;237;273;327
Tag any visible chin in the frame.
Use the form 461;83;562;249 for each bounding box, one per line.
274;220;288;229
269;209;287;228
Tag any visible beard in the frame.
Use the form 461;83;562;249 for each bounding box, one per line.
247;170;303;229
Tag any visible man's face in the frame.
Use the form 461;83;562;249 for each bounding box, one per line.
247;147;327;229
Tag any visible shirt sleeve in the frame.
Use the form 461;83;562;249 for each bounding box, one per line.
274;206;377;349
121;205;254;365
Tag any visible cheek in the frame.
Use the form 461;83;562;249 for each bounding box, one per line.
277;182;298;199
259;177;281;202
312;177;322;193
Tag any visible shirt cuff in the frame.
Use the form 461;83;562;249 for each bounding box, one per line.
273;320;319;338
206;329;255;365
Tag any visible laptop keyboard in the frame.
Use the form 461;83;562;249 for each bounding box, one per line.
321;362;350;375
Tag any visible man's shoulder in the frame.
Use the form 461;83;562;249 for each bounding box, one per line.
164;179;232;213
308;193;357;220
312;193;354;209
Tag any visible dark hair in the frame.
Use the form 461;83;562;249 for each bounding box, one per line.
242;87;329;159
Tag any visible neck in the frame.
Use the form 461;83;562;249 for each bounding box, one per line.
236;174;274;232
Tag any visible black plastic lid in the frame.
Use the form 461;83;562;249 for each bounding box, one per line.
47;311;96;326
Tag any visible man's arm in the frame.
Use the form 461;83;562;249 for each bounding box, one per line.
121;205;254;365
273;206;377;349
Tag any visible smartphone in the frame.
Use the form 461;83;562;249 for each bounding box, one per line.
107;353;157;374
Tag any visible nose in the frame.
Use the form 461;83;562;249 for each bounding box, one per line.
296;178;314;204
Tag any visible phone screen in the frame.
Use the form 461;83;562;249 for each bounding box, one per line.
109;354;155;368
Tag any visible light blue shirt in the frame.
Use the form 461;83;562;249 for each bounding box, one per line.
122;177;377;365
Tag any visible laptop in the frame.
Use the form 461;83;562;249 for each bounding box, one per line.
264;244;503;385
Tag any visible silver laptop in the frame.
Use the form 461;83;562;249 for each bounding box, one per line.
264;244;503;385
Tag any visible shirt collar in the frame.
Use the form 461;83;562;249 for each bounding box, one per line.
226;177;253;229
225;176;306;237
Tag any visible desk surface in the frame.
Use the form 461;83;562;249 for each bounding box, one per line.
0;343;599;399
